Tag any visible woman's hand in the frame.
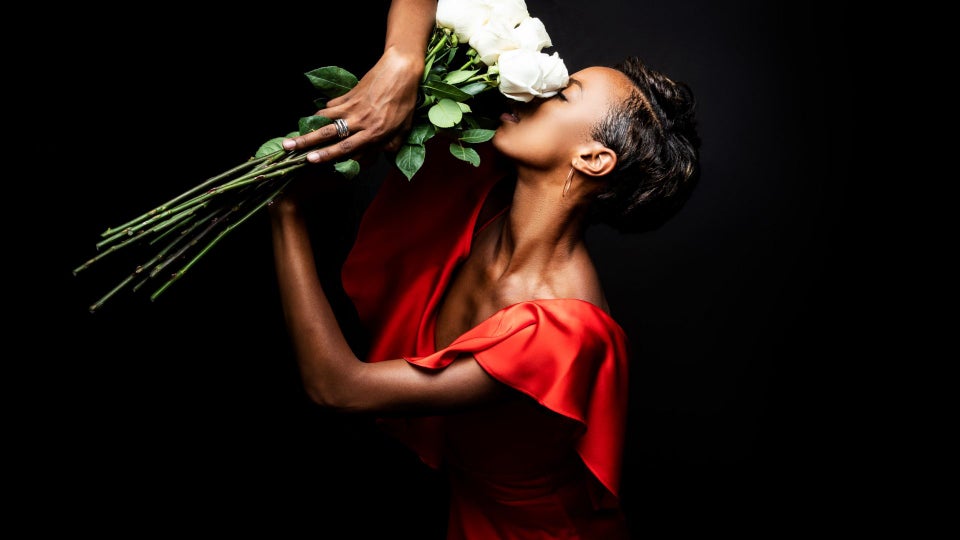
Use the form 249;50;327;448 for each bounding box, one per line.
268;161;353;218
280;0;438;163
282;46;424;164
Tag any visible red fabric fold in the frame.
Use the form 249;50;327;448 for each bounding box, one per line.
402;299;629;498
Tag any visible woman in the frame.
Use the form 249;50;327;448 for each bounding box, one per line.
269;52;700;538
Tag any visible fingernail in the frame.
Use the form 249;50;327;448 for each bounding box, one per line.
282;139;296;150
307;152;319;162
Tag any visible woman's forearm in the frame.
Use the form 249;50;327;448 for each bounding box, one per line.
269;202;359;407
384;0;437;60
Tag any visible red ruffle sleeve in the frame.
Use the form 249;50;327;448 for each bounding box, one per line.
403;298;630;499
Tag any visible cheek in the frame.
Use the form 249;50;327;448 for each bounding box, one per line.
492;119;571;168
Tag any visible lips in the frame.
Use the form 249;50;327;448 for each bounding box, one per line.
499;110;520;123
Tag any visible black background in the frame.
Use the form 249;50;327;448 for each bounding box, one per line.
24;0;854;536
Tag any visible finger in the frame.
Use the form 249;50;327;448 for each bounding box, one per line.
305;129;375;164
282;120;345;151
325;87;356;109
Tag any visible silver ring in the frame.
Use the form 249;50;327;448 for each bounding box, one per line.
333;118;349;139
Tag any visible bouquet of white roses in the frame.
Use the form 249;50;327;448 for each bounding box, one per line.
74;0;568;313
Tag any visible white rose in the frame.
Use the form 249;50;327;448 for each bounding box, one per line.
496;49;569;102
469;20;521;66
484;0;530;28
514;17;552;52
436;0;492;42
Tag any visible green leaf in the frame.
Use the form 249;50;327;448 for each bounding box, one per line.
313;97;327;109
463;116;480;129
396;144;426;181
444;47;457;65
255;137;286;158
459;129;496;144
422;80;472;102
299;115;332;135
449;143;480;167
285;131;300;139
457;102;472;113
406;123;436;145
428;99;463;128
443;69;478;85
334;159;360;179
304;66;358;98
459;81;492;96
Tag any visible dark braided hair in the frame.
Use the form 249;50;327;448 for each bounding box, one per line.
589;56;701;233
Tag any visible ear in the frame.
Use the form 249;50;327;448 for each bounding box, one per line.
572;141;617;177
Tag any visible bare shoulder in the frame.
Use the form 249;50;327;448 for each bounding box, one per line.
495;249;609;316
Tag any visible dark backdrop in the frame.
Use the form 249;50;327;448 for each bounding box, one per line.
28;0;852;536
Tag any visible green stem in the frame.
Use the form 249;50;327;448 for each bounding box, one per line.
465;74;497;84
144;207;233;283
96;157;307;250
422;30;449;83
100;153;275;238
149;213;197;246
197;163;305;197
457;55;481;72
424;30;448;65
132;207;224;292
75;204;205;275
88;208;211;312
150;178;294;301
87;273;139;314
178;155;307;200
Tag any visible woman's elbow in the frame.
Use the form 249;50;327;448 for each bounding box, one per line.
302;368;366;412
304;382;336;409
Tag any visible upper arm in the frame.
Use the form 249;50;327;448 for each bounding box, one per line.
330;354;515;415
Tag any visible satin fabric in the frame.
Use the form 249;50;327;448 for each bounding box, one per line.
341;140;631;539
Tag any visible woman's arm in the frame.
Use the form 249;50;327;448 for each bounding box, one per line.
269;196;510;415
283;0;438;163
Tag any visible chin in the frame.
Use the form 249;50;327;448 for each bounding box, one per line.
491;130;525;164
491;129;506;152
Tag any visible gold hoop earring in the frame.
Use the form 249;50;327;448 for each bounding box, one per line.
562;167;575;198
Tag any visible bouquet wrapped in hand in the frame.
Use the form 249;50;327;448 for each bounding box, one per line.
75;0;568;313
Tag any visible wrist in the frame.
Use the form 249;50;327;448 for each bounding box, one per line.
268;195;303;222
382;44;426;79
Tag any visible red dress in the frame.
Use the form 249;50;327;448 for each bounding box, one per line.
341;141;631;539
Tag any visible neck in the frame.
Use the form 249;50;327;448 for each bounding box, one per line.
492;168;588;277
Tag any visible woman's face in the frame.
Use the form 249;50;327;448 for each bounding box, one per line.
492;66;632;171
